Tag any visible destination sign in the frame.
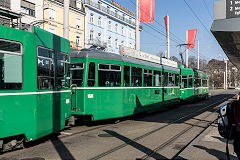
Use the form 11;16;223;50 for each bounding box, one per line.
226;0;240;19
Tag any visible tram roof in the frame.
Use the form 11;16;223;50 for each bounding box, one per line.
71;50;180;72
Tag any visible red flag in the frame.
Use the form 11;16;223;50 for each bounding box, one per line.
187;29;197;49
164;16;168;34
139;0;155;23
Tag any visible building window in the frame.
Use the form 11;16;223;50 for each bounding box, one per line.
129;17;132;24
115;23;118;33
98;16;102;27
90;30;94;44
121;40;124;47
0;0;10;9
129;30;132;39
108;21;112;31
0;40;22;90
21;0;35;17
49;7;56;20
121;26;124;35
115;39;118;49
98;1;102;9
76;0;82;10
108;37;112;47
76;33;81;47
107;6;110;14
90;13;94;24
97;33;101;44
115;10;118;18
123;14;126;21
129;42;132;48
76;17;81;29
48;24;56;34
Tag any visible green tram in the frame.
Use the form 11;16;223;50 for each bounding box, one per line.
70;51;181;121
179;65;209;101
0;25;71;152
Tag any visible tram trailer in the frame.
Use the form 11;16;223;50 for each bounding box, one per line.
70;51;181;122
0;26;71;152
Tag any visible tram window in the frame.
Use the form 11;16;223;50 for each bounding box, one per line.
153;71;161;86
182;75;188;88
175;74;179;86
169;73;175;86
98;63;121;87
202;79;208;87
162;72;168;86
71;63;84;87
99;64;109;70
124;66;130;86
196;79;202;87
0;40;22;90
188;75;193;88
131;67;142;86
87;62;95;87
111;65;121;71
37;47;55;89
57;52;70;89
144;69;152;86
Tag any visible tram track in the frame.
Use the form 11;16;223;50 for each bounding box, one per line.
90;94;236;160
139;105;220;160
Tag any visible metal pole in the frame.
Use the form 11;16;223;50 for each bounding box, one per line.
197;40;200;70
224;71;226;90
64;0;69;39
167;15;170;59
225;60;228;90
136;0;140;50
186;30;188;67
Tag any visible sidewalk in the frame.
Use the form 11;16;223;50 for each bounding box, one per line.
178;123;239;160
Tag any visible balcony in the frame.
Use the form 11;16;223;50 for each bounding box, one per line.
85;0;136;26
88;39;107;48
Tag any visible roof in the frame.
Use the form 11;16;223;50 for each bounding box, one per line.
211;18;240;69
71;50;180;72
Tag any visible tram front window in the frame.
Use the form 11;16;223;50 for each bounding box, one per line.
0;40;22;90
71;63;84;87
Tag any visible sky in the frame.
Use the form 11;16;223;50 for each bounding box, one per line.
107;0;227;62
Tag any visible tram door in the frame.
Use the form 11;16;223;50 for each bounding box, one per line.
70;62;84;112
71;84;77;111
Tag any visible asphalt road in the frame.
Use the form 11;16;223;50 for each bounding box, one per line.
0;90;238;160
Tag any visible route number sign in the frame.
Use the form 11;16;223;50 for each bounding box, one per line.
226;0;240;19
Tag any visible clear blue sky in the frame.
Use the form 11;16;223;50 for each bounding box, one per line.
107;0;227;61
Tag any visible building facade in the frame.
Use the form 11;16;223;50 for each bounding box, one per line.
43;0;85;50
84;0;136;54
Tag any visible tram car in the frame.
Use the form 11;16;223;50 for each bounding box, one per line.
70;50;181;121
179;66;209;101
0;25;71;152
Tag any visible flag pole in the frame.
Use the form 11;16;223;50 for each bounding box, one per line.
136;0;140;50
167;15;170;59
186;30;188;67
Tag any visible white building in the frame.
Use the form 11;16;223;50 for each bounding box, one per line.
0;0;43;28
